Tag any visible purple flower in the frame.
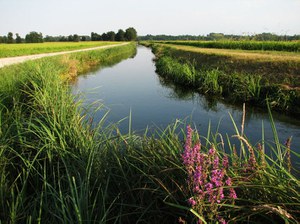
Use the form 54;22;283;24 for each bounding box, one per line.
209;147;215;155
222;155;229;169
188;197;197;206
229;188;237;199
205;182;213;191
225;177;232;186
213;155;219;169
219;187;224;200
182;126;237;222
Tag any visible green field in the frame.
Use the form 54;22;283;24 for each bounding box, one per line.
0;41;122;58
162;40;300;52
0;42;299;223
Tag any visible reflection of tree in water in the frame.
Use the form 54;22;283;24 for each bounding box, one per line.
69;49;137;86
157;75;220;112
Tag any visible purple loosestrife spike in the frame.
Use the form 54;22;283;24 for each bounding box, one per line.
209;147;215;156
188;197;197;207
213;155;219;170
229;188;237;199
219;187;224;200
225;177;232;186
222;155;229;169
182;126;237;222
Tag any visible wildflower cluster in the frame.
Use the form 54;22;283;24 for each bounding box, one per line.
182;126;237;223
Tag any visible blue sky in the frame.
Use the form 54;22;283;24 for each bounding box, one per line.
0;0;299;37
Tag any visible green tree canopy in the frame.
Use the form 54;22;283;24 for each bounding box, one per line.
7;32;14;43
15;33;22;43
101;33;108;41
115;29;125;41
25;31;43;43
125;27;137;41
106;31;116;41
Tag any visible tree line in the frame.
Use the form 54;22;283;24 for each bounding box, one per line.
139;32;300;41
91;27;137;41
0;27;137;43
0;32;44;43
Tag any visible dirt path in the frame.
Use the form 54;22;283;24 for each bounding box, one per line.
0;43;129;68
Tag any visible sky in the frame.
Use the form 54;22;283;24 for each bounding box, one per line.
0;0;299;37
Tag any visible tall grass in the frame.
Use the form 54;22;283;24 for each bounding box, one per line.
164;40;300;52
0;42;299;223
0;43;137;223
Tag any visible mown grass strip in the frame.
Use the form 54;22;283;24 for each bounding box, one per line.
0;41;122;58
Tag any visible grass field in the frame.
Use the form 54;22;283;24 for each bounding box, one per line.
164;44;300;62
163;40;300;52
0;41;122;58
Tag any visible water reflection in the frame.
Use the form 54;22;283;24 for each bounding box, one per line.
72;46;300;156
71;47;137;86
158;76;221;112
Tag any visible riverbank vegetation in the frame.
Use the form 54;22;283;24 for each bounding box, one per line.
143;42;300;116
0;41;123;58
0;41;299;223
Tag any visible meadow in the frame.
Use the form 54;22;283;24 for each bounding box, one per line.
163;40;300;52
0;42;299;223
144;42;300;116
0;41;120;58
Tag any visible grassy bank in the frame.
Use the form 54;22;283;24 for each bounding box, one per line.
145;43;300;116
0;41;121;58
0;42;299;223
163;40;300;52
157;44;300;87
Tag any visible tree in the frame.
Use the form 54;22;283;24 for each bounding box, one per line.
115;29;125;41
101;33;108;41
73;34;80;42
68;35;74;42
15;33;22;43
7;32;14;43
124;27;137;41
25;31;43;43
91;32;102;41
207;33;225;41
0;36;8;43
106;31;115;41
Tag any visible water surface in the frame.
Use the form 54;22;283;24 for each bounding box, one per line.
72;46;300;155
